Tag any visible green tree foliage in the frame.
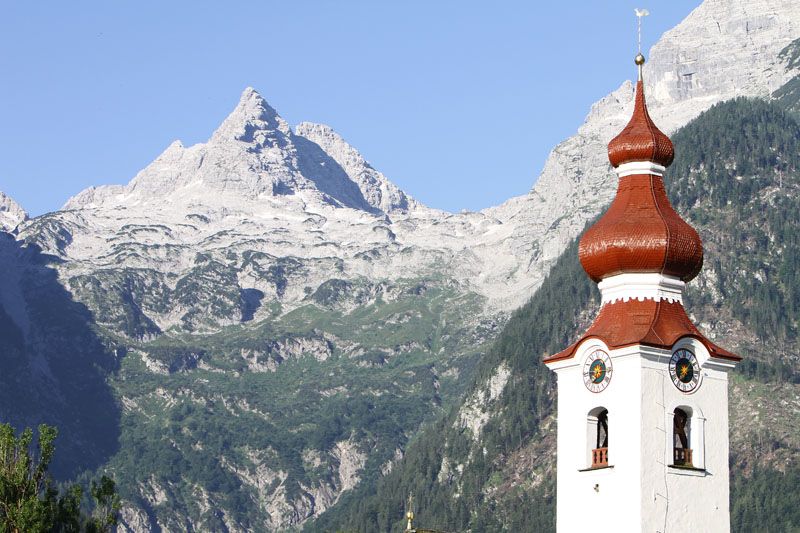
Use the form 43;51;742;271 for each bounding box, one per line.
0;424;119;532
773;38;800;116
731;464;800;532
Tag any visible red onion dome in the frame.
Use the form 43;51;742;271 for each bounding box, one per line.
578;173;703;282
607;79;674;168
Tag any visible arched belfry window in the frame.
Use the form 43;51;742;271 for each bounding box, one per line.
673;407;693;466
587;407;609;468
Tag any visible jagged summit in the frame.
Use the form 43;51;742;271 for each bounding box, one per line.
65;87;419;216
0;191;28;232
484;0;800;287
210;87;293;148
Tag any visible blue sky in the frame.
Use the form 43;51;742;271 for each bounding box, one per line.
0;1;701;216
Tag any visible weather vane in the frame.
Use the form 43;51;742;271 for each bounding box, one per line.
634;8;649;54
634;8;649;79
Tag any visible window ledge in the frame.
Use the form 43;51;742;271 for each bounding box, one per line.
668;464;706;476
578;465;615;472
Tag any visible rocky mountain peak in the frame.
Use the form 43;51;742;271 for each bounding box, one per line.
210;87;293;149
64;87;421;216
0;191;28;232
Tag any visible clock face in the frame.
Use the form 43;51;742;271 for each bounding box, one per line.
670;349;701;392
583;349;612;393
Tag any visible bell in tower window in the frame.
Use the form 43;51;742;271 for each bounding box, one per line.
673;407;693;466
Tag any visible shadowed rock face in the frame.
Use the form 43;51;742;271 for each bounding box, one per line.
0;231;120;479
294;122;416;214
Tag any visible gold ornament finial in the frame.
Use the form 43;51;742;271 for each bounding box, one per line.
635;52;645;81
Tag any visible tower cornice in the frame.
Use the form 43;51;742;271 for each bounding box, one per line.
598;272;684;304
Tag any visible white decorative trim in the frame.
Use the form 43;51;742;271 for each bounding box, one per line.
598;273;684;304
672;336;738;371
615;161;666;177
546;338;611;371
576;339;613;370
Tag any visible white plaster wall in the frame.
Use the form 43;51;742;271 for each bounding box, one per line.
640;348;732;533
550;338;734;533
552;341;644;533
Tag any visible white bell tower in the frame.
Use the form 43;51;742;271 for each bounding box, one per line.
544;52;740;533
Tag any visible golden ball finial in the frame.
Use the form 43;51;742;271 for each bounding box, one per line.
407;511;414;520
634;53;645;66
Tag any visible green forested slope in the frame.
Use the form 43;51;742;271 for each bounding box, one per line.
313;96;800;532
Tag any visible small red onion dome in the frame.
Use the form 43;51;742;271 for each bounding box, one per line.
607;63;674;168
579;55;702;282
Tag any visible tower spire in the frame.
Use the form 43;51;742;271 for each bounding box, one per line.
635;52;645;82
606;64;674;169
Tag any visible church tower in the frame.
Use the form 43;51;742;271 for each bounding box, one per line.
544;53;741;533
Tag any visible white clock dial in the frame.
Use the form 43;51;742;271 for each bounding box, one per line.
669;349;701;392
583;349;612;393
